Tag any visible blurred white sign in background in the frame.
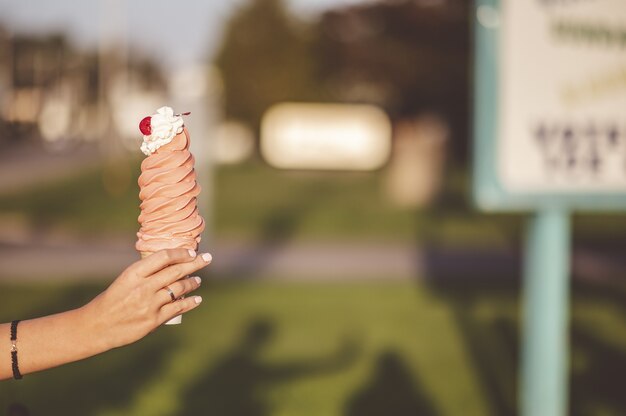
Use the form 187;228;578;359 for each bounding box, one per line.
499;0;626;192
261;102;392;171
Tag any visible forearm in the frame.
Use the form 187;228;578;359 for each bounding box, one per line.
0;248;208;381
0;305;109;380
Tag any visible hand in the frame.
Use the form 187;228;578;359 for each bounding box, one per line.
83;248;212;351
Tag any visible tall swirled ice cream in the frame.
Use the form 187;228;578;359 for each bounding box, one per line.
136;106;205;324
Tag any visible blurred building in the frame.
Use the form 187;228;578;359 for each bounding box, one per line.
0;29;165;149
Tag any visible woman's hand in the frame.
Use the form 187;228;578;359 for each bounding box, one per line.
0;248;212;380
83;248;212;351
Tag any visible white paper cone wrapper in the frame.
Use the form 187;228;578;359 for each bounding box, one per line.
164;315;182;325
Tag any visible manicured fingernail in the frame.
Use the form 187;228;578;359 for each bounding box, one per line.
193;276;201;285
188;249;196;257
201;253;212;262
194;296;203;304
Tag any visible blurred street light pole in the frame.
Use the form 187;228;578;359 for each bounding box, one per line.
170;65;220;250
0;29;12;118
98;0;128;151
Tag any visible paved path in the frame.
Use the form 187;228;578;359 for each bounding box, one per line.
0;141;101;193
0;142;623;283
0;230;622;283
0;232;426;281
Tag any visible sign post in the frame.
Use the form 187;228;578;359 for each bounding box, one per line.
522;209;570;416
473;1;626;414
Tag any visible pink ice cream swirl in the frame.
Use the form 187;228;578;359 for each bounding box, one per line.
136;127;205;252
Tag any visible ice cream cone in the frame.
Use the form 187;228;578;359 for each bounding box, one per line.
135;107;205;327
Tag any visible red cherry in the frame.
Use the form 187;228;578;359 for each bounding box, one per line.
139;116;152;135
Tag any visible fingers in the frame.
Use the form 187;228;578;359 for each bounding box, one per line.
158;276;201;306
131;248;198;277
158;296;203;325
150;252;212;290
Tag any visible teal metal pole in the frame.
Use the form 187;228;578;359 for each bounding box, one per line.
521;208;571;416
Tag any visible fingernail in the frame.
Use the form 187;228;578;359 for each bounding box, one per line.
193;276;201;285
201;253;212;262
188;249;196;257
194;296;203;304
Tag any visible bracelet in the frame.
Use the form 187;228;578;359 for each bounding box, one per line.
10;320;22;380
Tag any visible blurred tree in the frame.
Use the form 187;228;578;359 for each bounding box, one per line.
215;0;319;129
0;31;165;144
315;0;470;163
215;0;470;162
11;33;70;88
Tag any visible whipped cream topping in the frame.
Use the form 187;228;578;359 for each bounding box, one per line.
140;106;184;156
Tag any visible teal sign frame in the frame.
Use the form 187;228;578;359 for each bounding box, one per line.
473;0;626;212
473;1;625;415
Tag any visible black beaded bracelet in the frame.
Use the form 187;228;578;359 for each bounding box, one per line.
10;320;22;380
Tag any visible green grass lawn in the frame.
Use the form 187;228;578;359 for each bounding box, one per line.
1;278;625;416
0;158;514;246
0;159;624;246
1;157;625;415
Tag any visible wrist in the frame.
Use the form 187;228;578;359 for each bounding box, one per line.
75;301;116;354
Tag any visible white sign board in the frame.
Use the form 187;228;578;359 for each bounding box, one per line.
261;103;391;171
498;0;626;192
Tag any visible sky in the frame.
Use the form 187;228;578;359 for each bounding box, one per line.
0;0;370;72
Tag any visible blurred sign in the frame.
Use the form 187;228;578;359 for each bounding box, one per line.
214;120;254;164
261;103;391;171
474;0;626;210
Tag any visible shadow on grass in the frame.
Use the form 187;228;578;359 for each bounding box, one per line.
344;349;438;416
569;280;626;416
0;283;179;416
424;256;626;416
570;326;626;416
428;275;520;416
180;318;359;416
10;334;177;416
